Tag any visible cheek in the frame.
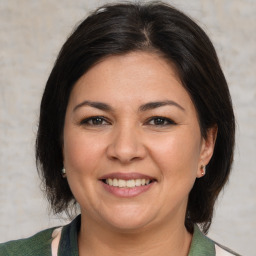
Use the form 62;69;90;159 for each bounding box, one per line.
63;128;104;174
147;130;202;179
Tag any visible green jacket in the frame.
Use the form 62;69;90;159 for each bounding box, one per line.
0;215;240;256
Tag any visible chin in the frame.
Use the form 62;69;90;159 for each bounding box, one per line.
100;206;155;232
107;218;151;232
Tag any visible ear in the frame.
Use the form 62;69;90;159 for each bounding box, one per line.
197;125;218;178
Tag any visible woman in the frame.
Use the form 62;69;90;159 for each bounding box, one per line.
0;2;239;255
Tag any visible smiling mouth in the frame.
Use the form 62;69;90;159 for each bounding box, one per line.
101;178;155;188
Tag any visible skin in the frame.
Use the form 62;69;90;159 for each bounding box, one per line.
63;52;217;256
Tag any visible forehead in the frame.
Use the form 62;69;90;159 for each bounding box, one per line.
68;51;193;110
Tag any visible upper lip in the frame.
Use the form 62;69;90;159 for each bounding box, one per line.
99;172;156;181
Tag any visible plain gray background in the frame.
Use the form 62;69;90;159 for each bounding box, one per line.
0;0;255;255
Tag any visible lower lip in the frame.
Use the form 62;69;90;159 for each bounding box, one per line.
101;181;155;197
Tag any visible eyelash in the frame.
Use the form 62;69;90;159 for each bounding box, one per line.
146;116;176;126
80;116;176;127
80;116;110;126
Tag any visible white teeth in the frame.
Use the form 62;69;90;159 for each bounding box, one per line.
127;180;135;188
119;179;126;187
113;178;118;187
105;178;151;188
135;179;141;186
107;178;113;186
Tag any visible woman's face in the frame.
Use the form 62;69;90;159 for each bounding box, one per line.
63;52;215;231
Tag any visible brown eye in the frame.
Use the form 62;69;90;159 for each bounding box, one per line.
147;117;176;126
91;117;105;125
80;116;110;126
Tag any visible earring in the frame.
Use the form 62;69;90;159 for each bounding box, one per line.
61;168;67;178
200;165;206;176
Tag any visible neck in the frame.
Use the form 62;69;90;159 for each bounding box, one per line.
78;213;192;256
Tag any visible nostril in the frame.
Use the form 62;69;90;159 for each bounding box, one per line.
106;134;147;163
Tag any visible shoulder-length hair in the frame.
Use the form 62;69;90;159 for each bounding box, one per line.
36;1;235;233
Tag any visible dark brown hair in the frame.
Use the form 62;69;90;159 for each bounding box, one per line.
36;1;235;233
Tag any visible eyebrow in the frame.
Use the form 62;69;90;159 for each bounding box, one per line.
139;100;185;112
73;101;113;112
73;100;185;112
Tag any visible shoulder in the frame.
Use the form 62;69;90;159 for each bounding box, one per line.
214;242;241;256
0;227;56;256
189;225;241;256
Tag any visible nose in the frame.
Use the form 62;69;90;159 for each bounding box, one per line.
106;124;147;164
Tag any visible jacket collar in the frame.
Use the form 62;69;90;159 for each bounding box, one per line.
58;215;215;256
